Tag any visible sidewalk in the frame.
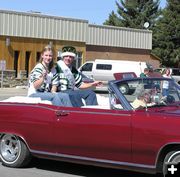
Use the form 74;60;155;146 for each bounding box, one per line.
0;87;27;101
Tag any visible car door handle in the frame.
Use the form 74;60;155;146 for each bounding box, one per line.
55;110;69;117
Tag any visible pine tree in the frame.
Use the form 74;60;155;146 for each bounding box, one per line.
104;11;121;26
152;0;180;67
104;0;161;30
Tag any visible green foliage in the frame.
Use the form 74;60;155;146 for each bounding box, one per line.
104;0;180;67
104;11;121;26
152;0;180;67
104;0;161;29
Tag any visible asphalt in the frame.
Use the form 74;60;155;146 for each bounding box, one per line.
0;87;28;101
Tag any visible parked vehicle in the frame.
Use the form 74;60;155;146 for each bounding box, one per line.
80;72;94;83
113;72;137;80
78;59;148;81
0;77;180;176
170;68;180;84
113;72;137;94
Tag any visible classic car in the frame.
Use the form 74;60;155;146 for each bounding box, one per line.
0;77;180;176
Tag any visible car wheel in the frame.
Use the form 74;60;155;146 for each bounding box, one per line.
0;134;31;167
119;84;129;94
163;150;180;175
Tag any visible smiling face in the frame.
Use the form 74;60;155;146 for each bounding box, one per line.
41;50;53;67
63;55;75;67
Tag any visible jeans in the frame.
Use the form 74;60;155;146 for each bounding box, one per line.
162;88;169;97
29;92;72;107
63;89;98;107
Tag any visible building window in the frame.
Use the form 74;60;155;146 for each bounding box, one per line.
36;52;41;62
25;51;31;77
75;51;83;68
14;51;19;78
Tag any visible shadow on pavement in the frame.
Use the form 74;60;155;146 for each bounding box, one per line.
29;158;162;177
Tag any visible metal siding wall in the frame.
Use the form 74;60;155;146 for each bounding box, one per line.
0;11;87;42
87;25;152;49
0;10;152;49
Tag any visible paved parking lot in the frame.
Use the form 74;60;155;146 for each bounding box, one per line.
0;87;27;101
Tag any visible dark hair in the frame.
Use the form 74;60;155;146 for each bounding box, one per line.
144;68;149;72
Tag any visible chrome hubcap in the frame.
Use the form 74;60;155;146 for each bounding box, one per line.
0;134;21;162
167;151;180;164
120;86;126;93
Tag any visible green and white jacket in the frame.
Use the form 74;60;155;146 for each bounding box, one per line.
56;60;82;91
28;63;59;96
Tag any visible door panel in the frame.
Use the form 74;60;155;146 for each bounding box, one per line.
53;108;132;162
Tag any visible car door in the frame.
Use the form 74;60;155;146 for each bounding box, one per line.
52;107;132;163
0;104;55;152
79;62;94;79
131;110;173;166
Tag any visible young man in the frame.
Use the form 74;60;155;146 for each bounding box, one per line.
56;46;102;107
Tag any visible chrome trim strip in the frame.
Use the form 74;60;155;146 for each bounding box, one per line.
0;103;131;116
31;149;155;169
168;151;180;162
67;110;131;116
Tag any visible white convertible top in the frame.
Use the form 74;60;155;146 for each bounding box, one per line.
0;94;111;109
0;96;52;104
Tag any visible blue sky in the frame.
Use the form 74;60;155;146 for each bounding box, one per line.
1;0;167;25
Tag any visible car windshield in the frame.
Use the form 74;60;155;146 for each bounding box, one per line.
114;78;180;110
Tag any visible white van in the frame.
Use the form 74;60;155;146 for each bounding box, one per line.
79;59;148;81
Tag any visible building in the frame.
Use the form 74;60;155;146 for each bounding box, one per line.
0;9;160;81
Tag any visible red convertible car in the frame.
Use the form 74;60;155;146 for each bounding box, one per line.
0;77;180;176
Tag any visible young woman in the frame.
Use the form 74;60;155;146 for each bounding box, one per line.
28;44;72;107
162;68;172;97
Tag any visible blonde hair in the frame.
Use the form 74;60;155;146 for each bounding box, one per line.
39;44;55;71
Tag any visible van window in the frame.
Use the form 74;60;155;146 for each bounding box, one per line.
172;68;180;76
81;63;93;71
96;64;112;70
